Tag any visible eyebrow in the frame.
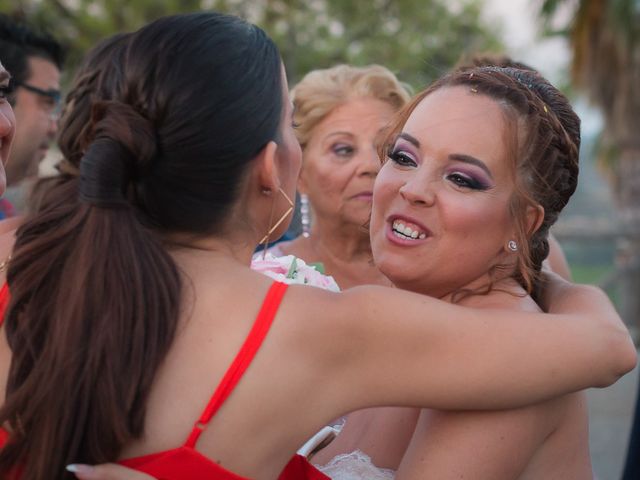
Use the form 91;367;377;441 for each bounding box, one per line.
325;131;355;140
449;154;494;179
398;132;494;179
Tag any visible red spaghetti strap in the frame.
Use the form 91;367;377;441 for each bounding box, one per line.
0;283;9;328
184;281;288;448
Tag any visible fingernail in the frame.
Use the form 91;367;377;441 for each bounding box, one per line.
66;464;95;475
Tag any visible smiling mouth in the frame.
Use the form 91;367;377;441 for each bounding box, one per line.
391;219;427;240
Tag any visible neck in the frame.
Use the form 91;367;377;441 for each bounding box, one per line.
309;215;372;262
439;272;523;304
165;227;258;267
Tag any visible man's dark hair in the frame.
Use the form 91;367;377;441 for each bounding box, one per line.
0;14;65;102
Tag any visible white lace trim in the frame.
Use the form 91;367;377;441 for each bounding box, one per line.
317;450;395;480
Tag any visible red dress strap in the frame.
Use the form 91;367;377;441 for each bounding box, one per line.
184;281;288;448
0;282;9;328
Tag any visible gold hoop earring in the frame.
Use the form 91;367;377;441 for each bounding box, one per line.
260;187;294;255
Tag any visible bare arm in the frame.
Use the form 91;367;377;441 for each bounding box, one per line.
319;280;635;413
76;277;634;478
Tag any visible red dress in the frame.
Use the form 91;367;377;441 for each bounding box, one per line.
0;281;330;480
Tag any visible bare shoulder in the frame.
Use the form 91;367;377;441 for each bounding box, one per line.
273;283;358;350
546;234;572;281
0;218;20;284
0;231;14;262
272;284;398;387
395;286;589;479
0;216;23;236
279;284;387;329
396;394;577;480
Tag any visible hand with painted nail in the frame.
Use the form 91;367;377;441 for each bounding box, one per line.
67;464;156;480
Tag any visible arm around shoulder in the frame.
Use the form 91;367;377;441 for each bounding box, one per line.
541;278;637;386
308;283;636;413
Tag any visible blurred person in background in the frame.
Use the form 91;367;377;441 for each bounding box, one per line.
266;64;410;290
0;14;64;217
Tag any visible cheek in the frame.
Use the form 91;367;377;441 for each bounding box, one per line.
13;93;36;122
0;108;15;152
303;158;350;197
288;136;303;177
371;166;401;229
372;165;399;207
1;105;16;132
438;193;511;245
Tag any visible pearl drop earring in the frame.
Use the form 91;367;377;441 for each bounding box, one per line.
300;193;311;238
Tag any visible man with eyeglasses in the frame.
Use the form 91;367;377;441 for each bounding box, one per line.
0;15;65;217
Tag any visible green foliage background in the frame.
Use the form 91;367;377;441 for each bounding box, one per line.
1;0;502;89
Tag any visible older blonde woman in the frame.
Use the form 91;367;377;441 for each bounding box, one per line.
271;64;410;289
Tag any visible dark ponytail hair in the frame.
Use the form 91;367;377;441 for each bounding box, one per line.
0;12;283;478
29;32;131;214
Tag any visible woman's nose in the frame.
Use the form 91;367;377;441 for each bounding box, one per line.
399;176;435;207
356;145;381;177
0;109;14;140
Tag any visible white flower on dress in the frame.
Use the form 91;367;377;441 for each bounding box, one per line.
251;253;340;292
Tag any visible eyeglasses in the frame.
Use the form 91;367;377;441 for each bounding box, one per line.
12;79;62;120
13;80;61;104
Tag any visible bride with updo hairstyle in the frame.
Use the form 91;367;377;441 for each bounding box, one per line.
0;12;634;480
387;66;589;479
301;64;589;479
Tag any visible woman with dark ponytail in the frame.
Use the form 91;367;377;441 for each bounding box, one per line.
0;12;634;480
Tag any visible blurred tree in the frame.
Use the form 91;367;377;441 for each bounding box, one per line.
0;0;501;88
540;0;640;329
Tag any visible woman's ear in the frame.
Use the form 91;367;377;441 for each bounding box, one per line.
297;164;309;195
526;204;545;235
255;140;280;192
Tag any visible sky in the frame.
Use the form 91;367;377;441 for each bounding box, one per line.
482;0;603;137
482;0;571;84
482;0;611;217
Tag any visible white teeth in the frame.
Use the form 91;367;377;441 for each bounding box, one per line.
392;219;427;240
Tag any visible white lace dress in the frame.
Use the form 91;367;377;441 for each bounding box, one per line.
316;450;395;480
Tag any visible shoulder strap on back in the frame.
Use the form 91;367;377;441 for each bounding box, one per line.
184;281;289;448
0;282;9;328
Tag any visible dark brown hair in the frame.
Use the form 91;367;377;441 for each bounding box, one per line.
454;53;536;72
380;66;580;299
28;33;131;214
0;12;283;479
